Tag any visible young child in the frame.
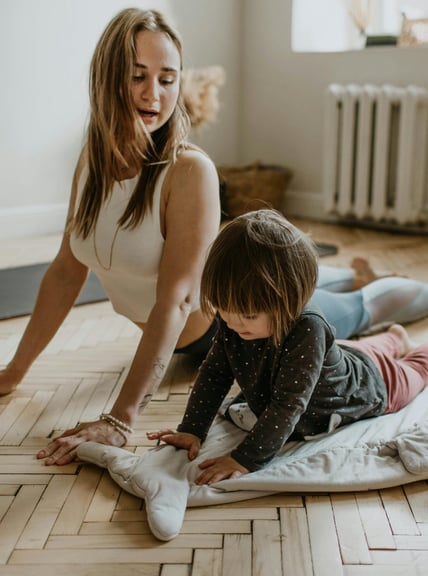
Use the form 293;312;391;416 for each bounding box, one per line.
147;209;428;485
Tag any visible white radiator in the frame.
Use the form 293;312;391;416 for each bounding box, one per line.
323;83;428;228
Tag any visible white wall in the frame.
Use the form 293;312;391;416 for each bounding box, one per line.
169;0;241;165
3;0;428;238
241;0;428;219
0;0;240;238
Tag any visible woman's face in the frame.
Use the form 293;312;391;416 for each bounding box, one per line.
131;30;181;133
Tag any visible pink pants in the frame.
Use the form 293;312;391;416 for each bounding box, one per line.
338;332;428;413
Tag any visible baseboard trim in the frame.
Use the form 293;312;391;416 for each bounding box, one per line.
283;189;428;234
3;190;425;240
0;204;68;240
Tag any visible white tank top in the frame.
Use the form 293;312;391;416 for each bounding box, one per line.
70;165;169;323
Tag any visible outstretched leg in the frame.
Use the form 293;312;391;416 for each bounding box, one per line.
340;325;428;413
312;276;428;339
311;288;368;339
361;276;428;328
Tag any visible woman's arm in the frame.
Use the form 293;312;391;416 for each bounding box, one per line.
0;153;89;395
110;150;220;422
39;150;221;464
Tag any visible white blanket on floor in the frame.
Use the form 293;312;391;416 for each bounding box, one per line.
77;388;428;541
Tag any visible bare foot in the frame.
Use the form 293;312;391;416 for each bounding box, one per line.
387;324;418;356
351;257;399;289
351;257;380;289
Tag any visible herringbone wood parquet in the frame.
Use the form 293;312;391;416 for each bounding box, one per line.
0;219;427;575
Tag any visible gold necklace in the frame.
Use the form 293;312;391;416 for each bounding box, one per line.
92;221;121;271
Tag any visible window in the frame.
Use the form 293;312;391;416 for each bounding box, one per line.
292;0;428;52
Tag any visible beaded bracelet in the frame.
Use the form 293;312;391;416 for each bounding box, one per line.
99;413;135;435
106;422;128;447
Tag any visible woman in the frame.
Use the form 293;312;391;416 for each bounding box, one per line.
0;8;220;463
1;8;428;465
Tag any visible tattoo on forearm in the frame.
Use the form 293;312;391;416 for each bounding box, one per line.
138;359;167;412
153;358;167;381
139;393;153;411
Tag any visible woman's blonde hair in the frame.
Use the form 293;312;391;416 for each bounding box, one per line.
72;8;191;238
200;209;319;345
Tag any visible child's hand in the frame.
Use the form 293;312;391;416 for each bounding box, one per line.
195;455;249;485
146;429;201;460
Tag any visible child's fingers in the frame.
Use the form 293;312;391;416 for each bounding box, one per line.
188;443;200;460
198;458;216;469
146;429;175;440
196;468;225;485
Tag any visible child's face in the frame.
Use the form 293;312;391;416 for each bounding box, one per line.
218;310;273;340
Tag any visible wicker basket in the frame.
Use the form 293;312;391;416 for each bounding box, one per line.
217;162;293;218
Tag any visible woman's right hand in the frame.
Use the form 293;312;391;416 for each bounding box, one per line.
0;365;24;396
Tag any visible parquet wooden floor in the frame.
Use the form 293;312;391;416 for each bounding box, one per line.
0;219;427;575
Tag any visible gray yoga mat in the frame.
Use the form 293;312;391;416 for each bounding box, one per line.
0;243;337;320
315;242;338;257
0;263;107;320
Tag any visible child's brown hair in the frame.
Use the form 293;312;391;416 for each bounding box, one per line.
200;209;319;344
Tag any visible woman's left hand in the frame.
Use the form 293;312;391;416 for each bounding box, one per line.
36;420;126;466
195;455;249;485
